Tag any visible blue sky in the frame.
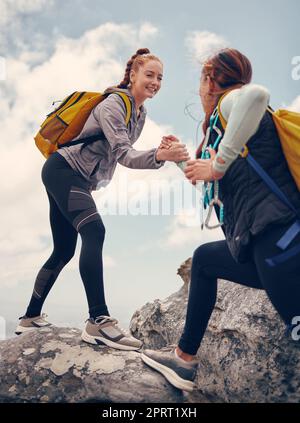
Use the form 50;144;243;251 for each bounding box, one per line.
0;0;299;336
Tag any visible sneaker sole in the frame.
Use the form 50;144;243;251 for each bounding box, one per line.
141;353;195;392
81;329;142;351
15;325;37;335
15;323;52;335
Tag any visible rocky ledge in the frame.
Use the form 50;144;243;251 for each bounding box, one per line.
1;258;299;403
0;325;184;403
131;258;300;402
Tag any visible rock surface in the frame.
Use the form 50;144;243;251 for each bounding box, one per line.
0;326;184;403
131;259;300;403
1;258;299;403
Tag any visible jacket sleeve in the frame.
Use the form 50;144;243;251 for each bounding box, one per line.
96;94;164;169
213;84;270;174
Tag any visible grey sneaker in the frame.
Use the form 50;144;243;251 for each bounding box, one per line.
15;313;52;335
141;347;198;392
81;315;143;351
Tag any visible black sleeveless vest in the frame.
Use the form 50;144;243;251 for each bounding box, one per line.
202;110;300;263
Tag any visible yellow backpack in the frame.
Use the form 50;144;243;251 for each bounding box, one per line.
217;92;300;190
34;90;132;159
267;108;300;190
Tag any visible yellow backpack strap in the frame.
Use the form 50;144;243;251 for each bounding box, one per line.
217;90;234;129
217;89;249;158
114;92;132;126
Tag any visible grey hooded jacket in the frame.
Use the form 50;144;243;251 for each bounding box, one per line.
57;88;164;191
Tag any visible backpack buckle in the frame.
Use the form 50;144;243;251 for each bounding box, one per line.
240;145;249;158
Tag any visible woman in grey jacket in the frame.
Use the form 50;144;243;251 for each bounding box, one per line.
16;48;189;350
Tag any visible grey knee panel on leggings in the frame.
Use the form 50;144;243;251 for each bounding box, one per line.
68;185;101;232
33;260;65;299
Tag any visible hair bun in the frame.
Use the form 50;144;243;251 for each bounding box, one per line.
136;48;150;56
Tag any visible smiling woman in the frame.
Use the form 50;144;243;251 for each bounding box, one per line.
15;48;190;350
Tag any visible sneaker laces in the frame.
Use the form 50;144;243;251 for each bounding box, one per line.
93;315;129;337
94;315;118;325
40;313;48;321
34;313;49;323
160;344;177;353
19;313;49;321
157;344;198;367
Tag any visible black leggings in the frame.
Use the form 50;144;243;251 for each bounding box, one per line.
178;222;300;355
25;152;109;319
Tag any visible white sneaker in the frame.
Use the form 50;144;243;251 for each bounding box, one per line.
15;313;52;335
81;315;143;351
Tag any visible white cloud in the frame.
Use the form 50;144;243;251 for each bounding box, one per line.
0;0;53;25
185;30;228;64
162;208;224;248
287;95;300;112
138;22;159;42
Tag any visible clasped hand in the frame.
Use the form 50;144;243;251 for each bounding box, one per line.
159;135;224;183
156;135;190;163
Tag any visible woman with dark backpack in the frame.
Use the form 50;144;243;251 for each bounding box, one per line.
141;48;300;390
16;48;189;350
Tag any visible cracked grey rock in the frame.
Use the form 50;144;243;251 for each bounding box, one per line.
1;258;300;403
0;326;183;403
130;258;300;403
